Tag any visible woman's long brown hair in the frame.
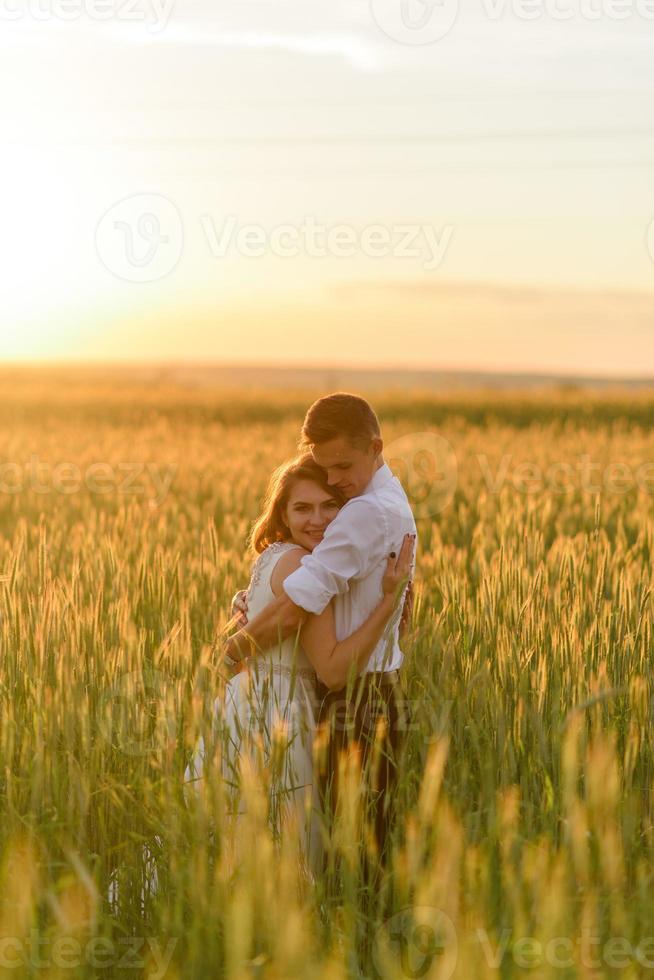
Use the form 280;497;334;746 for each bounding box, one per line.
249;453;345;556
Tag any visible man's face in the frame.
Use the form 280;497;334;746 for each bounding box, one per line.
311;435;383;500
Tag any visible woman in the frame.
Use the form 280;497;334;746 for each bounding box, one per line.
184;453;412;876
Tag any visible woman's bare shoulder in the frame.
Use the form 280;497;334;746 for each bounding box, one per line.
270;545;309;596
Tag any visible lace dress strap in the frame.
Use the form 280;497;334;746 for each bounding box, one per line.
246;541;303;598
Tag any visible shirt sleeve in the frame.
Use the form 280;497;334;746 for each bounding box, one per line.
283;496;388;615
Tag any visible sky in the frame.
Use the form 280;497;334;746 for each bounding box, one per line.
1;0;654;375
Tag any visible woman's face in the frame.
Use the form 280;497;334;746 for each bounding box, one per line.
283;479;341;551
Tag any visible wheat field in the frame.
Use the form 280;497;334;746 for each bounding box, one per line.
0;372;653;978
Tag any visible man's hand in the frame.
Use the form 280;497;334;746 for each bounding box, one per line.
230;589;249;630
382;533;416;604
215;633;251;680
227;590;306;662
223;631;255;665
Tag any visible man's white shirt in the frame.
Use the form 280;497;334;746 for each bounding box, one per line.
283;461;417;674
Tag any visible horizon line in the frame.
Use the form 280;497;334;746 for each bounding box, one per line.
1;359;654;385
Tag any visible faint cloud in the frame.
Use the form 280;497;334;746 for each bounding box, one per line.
129;26;383;71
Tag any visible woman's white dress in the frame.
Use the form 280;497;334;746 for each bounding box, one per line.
184;541;322;875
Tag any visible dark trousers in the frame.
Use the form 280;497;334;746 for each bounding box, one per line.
314;671;408;877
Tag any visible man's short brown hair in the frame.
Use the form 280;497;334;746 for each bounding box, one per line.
300;393;381;448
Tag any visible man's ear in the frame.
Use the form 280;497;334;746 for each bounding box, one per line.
371;436;383;458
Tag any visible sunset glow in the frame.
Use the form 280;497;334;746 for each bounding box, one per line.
2;3;653;374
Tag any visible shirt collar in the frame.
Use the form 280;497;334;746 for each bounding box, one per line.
363;461;394;496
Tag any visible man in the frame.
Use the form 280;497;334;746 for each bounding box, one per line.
223;392;417;869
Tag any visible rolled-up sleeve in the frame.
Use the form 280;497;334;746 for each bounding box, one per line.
283;497;387;614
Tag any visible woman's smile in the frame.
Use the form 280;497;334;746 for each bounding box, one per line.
283;478;342;551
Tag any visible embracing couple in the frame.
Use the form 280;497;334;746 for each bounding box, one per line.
185;393;417;879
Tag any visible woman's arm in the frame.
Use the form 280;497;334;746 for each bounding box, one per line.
298;533;415;692
300;593;394;692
